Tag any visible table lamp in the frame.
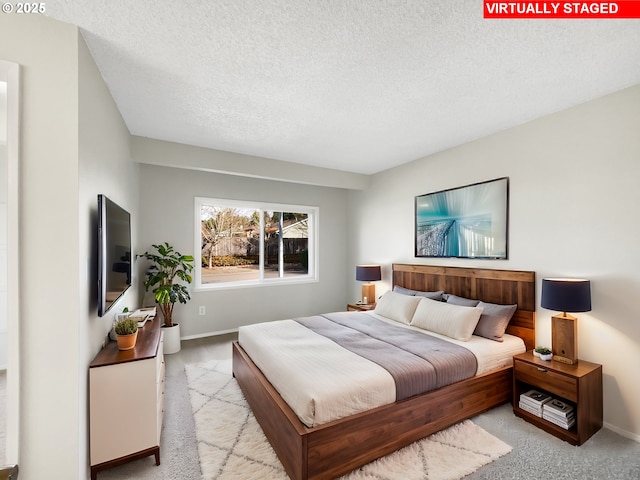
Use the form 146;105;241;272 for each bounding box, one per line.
356;265;381;305
541;278;591;365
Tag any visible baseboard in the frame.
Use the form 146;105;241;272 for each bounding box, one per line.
604;422;640;443
181;328;238;341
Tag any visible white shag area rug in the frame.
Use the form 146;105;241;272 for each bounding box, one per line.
186;360;512;480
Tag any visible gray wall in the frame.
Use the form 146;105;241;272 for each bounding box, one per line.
137;163;348;337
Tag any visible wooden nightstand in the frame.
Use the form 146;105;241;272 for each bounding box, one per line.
347;303;376;312
513;351;602;445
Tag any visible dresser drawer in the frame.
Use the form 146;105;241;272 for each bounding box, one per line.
156;331;164;372
157;361;165;398
515;360;577;402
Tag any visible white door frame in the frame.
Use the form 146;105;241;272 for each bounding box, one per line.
0;58;20;465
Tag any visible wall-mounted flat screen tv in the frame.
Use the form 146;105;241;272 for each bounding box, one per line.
98;194;131;316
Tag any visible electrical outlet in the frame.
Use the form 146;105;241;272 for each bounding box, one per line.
199;306;206;315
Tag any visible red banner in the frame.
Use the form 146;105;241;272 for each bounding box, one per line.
484;1;640;18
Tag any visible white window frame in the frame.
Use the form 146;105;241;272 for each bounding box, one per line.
194;197;319;290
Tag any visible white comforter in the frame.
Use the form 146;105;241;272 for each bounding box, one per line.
237;312;525;427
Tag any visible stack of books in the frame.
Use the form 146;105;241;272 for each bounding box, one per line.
543;398;576;430
128;307;157;327
519;389;552;417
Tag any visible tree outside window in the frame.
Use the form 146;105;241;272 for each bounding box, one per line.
195;198;317;288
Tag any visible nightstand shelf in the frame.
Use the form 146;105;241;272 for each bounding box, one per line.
513;352;602;445
347;303;376;312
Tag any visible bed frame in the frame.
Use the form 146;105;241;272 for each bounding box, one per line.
232;264;536;480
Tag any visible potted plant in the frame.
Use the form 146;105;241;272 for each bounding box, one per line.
535;346;553;361
141;242;195;354
110;307;130;341
114;317;138;351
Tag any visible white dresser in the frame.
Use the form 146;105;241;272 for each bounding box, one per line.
89;319;165;480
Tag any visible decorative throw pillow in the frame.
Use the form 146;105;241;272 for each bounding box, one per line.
410;298;484;341
474;301;518;342
374;290;423;324
445;294;480;307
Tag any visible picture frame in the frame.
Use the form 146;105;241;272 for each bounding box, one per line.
415;177;509;259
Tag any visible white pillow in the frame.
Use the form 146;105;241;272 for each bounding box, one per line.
410;298;484;341
374;290;423;324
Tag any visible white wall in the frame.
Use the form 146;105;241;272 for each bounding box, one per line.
0;57;20;467
0;81;5;143
78;28;139;353
0;82;6;372
137;162;349;337
347;84;640;441
0;15;137;478
0;14;82;479
133;136;369;190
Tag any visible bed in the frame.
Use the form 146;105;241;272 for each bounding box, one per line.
232;264;536;480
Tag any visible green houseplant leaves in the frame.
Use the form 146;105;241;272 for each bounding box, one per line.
141;242;195;327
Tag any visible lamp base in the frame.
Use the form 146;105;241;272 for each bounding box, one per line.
552;313;578;365
361;284;376;305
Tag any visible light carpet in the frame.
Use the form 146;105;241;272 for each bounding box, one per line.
185;360;512;480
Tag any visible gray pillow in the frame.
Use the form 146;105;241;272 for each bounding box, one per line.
474;301;518;342
414;290;444;301
393;285;443;301
393;285;417;295
445;294;480;307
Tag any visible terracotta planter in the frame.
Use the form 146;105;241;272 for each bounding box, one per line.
116;331;138;351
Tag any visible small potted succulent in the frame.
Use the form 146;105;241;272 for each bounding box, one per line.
534;346;553;361
114;317;139;351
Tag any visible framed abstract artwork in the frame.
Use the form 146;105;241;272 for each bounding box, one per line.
415;177;509;259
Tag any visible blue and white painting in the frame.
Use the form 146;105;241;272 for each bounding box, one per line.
415;177;508;259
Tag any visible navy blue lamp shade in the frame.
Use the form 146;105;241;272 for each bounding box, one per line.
542;278;591;365
541;278;591;313
356;265;382;282
356;265;381;304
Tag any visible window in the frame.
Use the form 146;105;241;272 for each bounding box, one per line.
195;197;318;289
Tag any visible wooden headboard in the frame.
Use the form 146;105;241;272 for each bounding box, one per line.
392;264;536;350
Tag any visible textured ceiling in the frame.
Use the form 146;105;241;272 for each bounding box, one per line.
44;1;640;175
